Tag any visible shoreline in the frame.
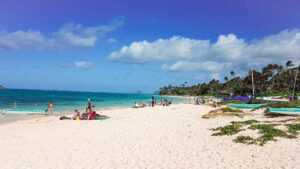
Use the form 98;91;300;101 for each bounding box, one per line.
0;92;187;117
0;101;187;125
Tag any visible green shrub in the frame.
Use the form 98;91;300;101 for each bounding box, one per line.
234;136;255;144
232;120;259;125
287;123;300;135
212;120;300;146
212;123;243;136
249;124;294;145
221;107;243;113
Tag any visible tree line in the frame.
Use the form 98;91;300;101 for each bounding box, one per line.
159;61;300;97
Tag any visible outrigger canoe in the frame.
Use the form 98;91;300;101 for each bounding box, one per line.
228;103;265;110
261;97;289;102
267;108;300;116
224;96;251;102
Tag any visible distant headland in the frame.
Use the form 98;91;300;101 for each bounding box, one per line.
0;85;6;89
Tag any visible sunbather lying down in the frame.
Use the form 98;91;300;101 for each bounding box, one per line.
133;102;146;108
59;109;109;120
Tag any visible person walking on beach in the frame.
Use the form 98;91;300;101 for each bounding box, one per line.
47;102;54;115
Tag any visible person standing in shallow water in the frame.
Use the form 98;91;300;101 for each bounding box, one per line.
151;96;155;107
47;102;54;115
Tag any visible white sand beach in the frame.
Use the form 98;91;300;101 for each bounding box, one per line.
1;104;300;169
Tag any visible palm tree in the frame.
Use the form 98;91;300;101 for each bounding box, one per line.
271;65;284;90
230;70;235;78
285;60;297;95
262;64;282;90
224;76;228;82
286;60;294;68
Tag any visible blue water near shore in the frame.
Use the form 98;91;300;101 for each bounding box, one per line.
0;89;184;114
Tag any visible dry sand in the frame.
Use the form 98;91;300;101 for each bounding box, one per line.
0;104;300;169
0;113;45;125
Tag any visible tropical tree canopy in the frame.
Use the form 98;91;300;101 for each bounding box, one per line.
159;63;300;96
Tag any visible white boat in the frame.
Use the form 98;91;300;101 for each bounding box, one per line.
261;96;289;102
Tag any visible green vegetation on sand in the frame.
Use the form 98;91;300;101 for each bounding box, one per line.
287;123;300;135
211;120;258;136
212;119;300;146
211;123;243;136
202;107;244;119
248;124;295;145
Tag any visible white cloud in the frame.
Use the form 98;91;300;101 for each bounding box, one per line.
210;73;221;80
0;30;49;50
0;17;124;51
74;61;94;69
109;36;210;63
108;34;247;63
246;29;300;63
212;34;247;61
162;61;230;72
109;29;300;79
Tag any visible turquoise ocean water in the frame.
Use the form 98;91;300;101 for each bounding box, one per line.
0;89;184;114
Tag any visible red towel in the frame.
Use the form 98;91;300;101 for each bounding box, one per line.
88;111;97;120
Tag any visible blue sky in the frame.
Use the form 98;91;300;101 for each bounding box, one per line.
1;0;300;93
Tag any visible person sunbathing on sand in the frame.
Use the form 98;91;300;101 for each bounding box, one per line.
60;110;107;120
133;102;146;108
72;109;81;120
87;111;97;120
59;109;81;120
59;99;107;120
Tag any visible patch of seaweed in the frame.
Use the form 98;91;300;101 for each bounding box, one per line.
202;107;244;119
